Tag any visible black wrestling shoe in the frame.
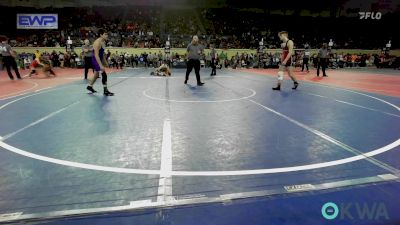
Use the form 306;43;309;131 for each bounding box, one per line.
184;80;188;84
272;85;281;91
87;86;97;93
104;89;114;96
292;82;299;90
197;82;204;86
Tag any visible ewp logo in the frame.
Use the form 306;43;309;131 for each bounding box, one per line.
322;202;389;221
17;14;58;29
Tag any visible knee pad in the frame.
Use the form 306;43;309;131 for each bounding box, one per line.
277;71;284;81
101;71;107;85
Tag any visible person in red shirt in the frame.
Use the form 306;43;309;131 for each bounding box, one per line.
272;31;299;91
28;56;56;77
28;57;40;77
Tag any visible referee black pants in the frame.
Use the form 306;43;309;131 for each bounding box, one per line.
317;58;327;76
211;58;216;75
302;58;309;72
84;56;93;79
3;56;21;79
185;59;201;84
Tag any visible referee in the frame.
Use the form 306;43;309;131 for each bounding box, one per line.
0;36;22;80
185;35;204;86
82;39;93;80
210;44;217;76
317;43;328;77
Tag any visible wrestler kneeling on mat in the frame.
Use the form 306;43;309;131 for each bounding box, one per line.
41;57;56;77
29;57;56;77
272;31;299;91
151;62;171;76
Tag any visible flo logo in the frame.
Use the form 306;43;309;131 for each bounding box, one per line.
359;12;382;19
322;202;389;220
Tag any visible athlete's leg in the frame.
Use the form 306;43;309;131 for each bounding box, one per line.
272;65;285;90
101;71;114;96
287;66;299;90
87;71;99;93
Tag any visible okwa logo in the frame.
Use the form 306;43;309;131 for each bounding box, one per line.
359;12;382;19
321;202;389;220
